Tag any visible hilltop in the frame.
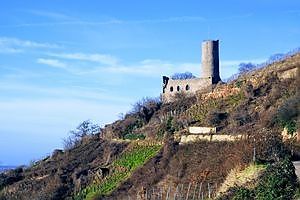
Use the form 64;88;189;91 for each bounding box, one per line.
0;52;299;200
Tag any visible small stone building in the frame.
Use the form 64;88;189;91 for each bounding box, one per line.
162;40;221;102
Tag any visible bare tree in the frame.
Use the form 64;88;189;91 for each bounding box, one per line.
238;63;256;74
131;97;162;123
171;72;196;80
63;120;101;150
268;53;285;63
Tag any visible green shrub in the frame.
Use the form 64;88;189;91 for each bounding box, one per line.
231;187;254;200
285;120;297;135
123;119;143;136
255;157;297;200
276;96;299;135
156;129;164;140
219;158;297;200
123;133;145;140
235;80;244;88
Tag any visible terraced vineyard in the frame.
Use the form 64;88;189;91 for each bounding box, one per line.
74;141;162;200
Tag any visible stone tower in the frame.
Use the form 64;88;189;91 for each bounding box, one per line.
201;40;221;84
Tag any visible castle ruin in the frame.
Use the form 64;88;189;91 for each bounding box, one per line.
162;40;221;102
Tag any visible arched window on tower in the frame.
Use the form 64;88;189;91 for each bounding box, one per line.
186;85;190;91
170;86;173;92
177;86;180;91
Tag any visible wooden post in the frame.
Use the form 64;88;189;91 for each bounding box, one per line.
192;182;197;200
166;186;171;200
174;185;179;200
253;138;256;163
153;187;155;200
185;182;192;200
180;184;184;200
208;183;211;199
215;182;218;197
197;182;202;200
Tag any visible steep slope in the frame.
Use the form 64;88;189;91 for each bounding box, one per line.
102;53;299;199
0;53;299;200
0;137;128;200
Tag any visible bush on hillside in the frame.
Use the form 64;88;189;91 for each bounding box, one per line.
252;129;290;163
169;92;197;112
238;63;256;74
0;167;24;191
157;116;180;137
123;133;145;140
131;97;162;123
218;157;297;200
206;111;228;127
276;96;299;135
255;157;297;200
63;120;101;150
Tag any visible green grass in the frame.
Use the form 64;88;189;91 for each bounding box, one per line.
74;141;162;200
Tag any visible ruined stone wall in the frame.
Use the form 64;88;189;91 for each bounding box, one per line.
180;134;244;144
162;77;212;102
161;40;221;102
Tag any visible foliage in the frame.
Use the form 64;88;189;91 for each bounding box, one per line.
235;80;244;88
238;63;256;74
217;163;266;198
165;92;197;112
156;129;165;140
157;116;182;138
276;96;299;135
166;117;176;134
71;120;101;137
123;133;146;140
74;142;162;200
285;120;297;135
230;187;254;200
0;167;23;191
268;53;286;63
130;97;162;123
219;158;297;200
171;71;196;80
294;187;300;199
63;120;101;150
225;47;300;83
123;119;143;136
206;111;228;127
255;157;297;200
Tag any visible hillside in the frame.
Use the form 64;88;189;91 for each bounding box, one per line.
0;53;299;200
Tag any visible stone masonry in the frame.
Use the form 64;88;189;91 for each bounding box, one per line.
162;40;221;102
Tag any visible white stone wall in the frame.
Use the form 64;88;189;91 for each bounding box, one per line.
188;127;217;134
180;134;243;144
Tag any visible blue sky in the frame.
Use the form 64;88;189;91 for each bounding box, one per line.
0;0;299;165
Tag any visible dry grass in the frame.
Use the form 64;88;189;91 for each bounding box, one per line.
217;163;266;195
